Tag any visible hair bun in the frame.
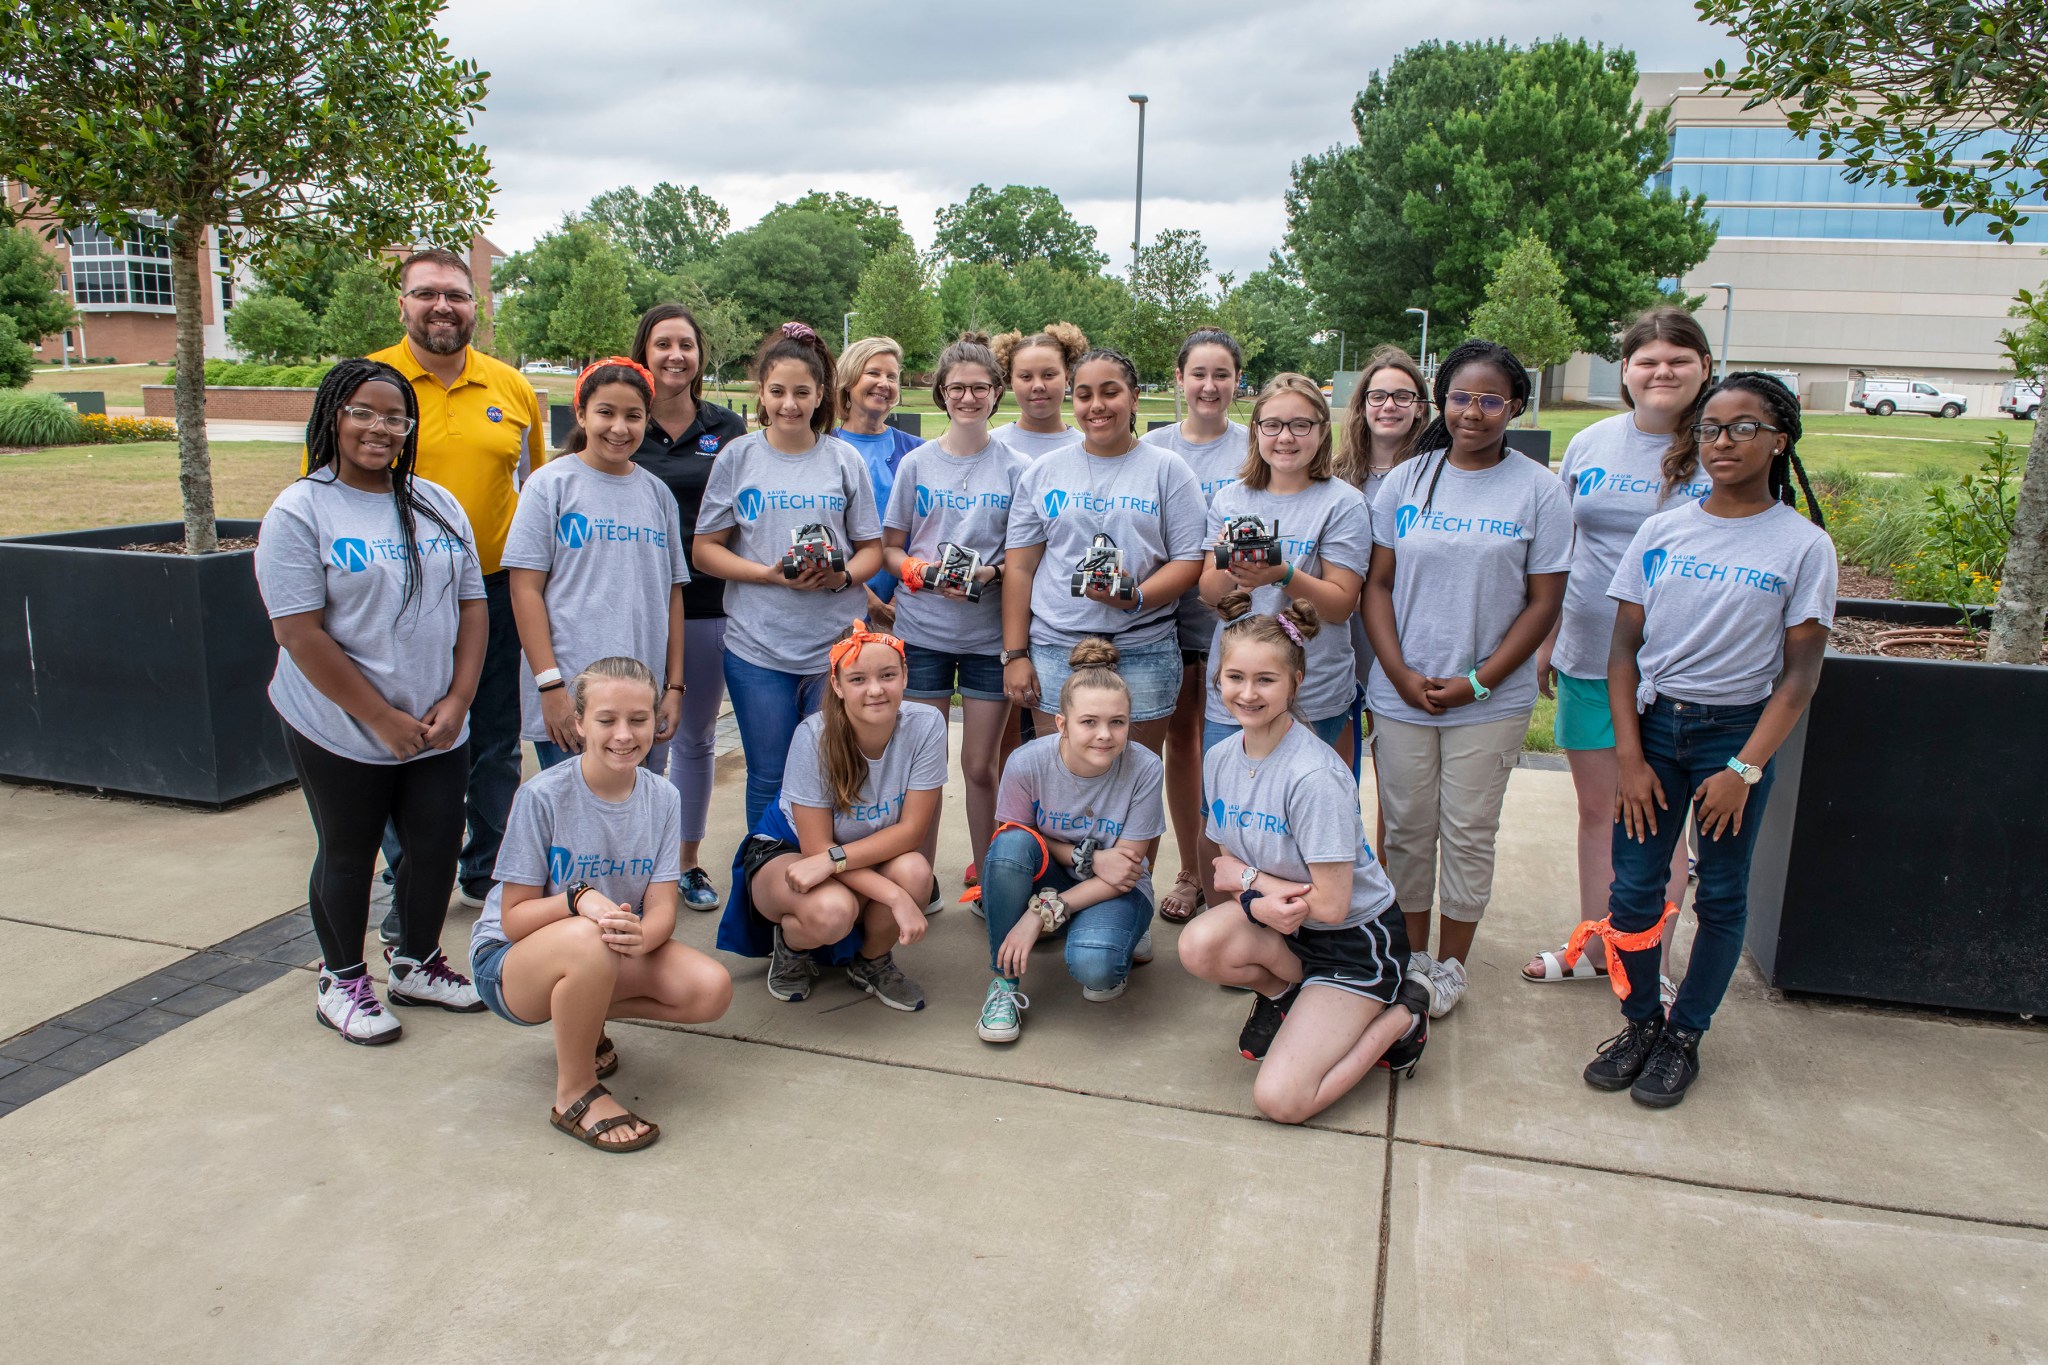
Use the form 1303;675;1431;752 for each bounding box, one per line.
1045;321;1089;364
1067;636;1121;671
1279;599;1323;643
958;330;990;347
1215;589;1252;622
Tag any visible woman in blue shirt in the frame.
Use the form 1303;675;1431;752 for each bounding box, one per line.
835;335;923;627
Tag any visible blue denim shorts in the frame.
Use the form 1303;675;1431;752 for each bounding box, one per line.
1031;633;1182;722
904;641;1006;702
470;935;541;1027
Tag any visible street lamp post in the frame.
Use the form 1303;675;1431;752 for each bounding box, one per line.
1128;94;1148;285
843;311;857;353
1332;330;1346;378
1405;307;1429;377
1709;283;1733;381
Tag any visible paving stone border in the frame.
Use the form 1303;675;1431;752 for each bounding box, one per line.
0;907;320;1116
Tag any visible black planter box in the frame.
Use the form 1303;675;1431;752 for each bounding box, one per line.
1746;598;2048;1015
1505;429;1552;465
0;521;293;807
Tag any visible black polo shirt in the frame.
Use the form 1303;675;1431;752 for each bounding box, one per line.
633;398;750;620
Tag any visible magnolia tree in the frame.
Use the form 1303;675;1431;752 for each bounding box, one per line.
0;0;494;553
1701;0;2048;662
1469;233;1580;426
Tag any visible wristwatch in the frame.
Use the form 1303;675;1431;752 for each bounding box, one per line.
1000;648;1031;665
1725;757;1763;786
828;844;848;872
1239;864;1260;892
1466;668;1491;701
567;881;592;918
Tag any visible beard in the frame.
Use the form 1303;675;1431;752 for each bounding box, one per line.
407;313;474;355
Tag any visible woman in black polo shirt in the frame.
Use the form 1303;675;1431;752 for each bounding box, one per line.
630;302;750;910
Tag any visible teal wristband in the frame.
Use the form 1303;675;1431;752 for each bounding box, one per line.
1281;562;1295;586
1466;668;1490;700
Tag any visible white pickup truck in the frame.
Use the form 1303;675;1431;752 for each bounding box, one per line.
2000;379;2042;422
1851;376;1969;418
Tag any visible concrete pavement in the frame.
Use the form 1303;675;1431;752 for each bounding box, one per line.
1;731;2042;1362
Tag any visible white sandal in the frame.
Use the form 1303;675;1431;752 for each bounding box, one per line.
1521;946;1609;983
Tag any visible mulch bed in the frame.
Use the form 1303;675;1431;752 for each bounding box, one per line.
118;536;260;554
1829;616;2039;661
1836;565;1898;601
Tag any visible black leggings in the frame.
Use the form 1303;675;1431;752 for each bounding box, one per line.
284;725;470;972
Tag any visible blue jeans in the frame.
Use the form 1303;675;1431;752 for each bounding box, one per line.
381;571;522;894
724;651;828;829
979;827;1152;991
1610;697;1775;1034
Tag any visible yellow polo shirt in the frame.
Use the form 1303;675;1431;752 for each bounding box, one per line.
367;341;545;575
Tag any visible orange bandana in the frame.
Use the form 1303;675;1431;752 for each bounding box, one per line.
575;355;657;408
828;619;905;674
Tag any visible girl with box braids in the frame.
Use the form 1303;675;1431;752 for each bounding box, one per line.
1405;339;1532;515
1668;372;1825;529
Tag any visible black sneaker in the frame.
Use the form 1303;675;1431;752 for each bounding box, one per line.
1630;1025;1703;1108
1238;984;1300;1061
1583;1016;1665;1092
1377;978;1432;1077
377;904;402;947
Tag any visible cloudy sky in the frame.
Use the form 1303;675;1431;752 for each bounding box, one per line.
440;0;1743;280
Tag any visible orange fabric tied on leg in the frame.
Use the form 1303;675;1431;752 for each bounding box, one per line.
1562;902;1678;1001
958;822;1047;904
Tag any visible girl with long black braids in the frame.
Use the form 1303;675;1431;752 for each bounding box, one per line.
1360;340;1571;1021
1580;373;1833;1108
256;359;489;1044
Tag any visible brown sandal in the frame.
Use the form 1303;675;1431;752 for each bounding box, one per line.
550;1083;659;1153
595;1034;618;1079
1158;868;1203;923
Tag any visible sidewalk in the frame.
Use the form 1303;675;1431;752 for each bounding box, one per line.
1;731;2041;1361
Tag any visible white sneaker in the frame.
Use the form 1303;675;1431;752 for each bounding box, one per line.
1131;929;1154;965
1409;949;1435;979
1081;978;1128;1003
1426;956;1469;1019
316;969;402;1045
384;948;486;1013
453;885;488;910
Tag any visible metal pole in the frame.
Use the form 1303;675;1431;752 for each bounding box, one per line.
1128;95;1148;284
1406;307;1429;378
1710;283;1733;381
843;311;856;353
1336;330;1345;377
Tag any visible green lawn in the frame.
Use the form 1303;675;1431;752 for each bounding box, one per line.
27;363;173;410
0;439;302;537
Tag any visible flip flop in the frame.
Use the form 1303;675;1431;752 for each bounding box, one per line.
1521;947;1609;982
550;1083;659;1153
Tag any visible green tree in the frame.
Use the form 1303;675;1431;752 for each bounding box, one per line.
317;259;403;359
933;184;1109;273
699;208;869;340
0;226;76;347
1702;0;2047;663
1219;254;1323;383
1286;38;1716;360
249;240;360;317
550;248;635;366
692;296;750;383
226;291;322;363
585;181;729;275
1114;229;1220;383
1467;232;1578;423
0;314;35;388
936;261;1025;337
771;191;911;261
0;0;493;553
851;245;941;368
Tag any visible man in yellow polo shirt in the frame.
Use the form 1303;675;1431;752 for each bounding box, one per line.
369;247;545;931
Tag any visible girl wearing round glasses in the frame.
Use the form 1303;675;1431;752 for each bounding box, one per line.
1339;347;1430;767
1581;373;1832;1107
1360;340;1571;1021
1140;328;1249;924
1524;307;1714;998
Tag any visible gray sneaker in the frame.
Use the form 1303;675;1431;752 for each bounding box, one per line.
846;951;925;1012
767;925;817;1002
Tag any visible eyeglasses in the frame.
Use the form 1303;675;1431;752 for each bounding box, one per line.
1445;391;1510;416
1690;419;1783;444
404;287;475;307
942;382;995;400
1364;389;1422;409
340;406;418;436
1255;417;1327;438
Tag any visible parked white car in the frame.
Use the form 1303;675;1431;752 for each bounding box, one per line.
1999;379;2042;422
1850;376;1968;418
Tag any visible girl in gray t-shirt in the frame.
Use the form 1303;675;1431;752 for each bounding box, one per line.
256;359;489;1045
1178;601;1429;1122
470;656;732;1153
692;324;886;830
718;625;946;1015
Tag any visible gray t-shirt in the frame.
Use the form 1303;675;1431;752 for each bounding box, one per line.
695;430;883;674
1203;478;1373;724
1142;420;1251;650
1203;718;1394;932
255;472;485;764
777;700;951;844
472;760;683;952
1006;443;1208;650
991;422;1082;461
1367;452;1573;727
1609;500;1837;708
995;734;1167;905
1553;413;1714;680
882;436;1032;656
1350;467;1400;692
502;454;690;742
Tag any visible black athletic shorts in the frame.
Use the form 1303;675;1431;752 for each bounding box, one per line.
1285;898;1409;1003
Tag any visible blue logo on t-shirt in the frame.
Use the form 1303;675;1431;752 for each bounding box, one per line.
548;845;574;886
330;538;371;573
487;405;504;424
1394;505;1420;538
558;512;591;548
1210;798;1226;828
1643;547;1669;587
1646;547;1789;595
1043;489;1069;519
1395;503;1523;540
1577;468;1607;495
1212;800;1290;835
736;486;764;521
916;484;937;518
697;433;721;454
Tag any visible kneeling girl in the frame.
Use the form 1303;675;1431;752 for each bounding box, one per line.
974;639;1165;1044
1176;602;1429;1125
470;657;735;1153
718;622;947;1012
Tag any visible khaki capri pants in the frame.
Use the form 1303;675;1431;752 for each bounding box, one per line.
1370;711;1528;924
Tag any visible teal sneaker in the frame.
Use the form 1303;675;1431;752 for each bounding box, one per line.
976;976;1030;1043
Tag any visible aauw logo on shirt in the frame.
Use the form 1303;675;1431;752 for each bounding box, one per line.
735;485;845;522
331;538;371;573
1394;505;1420;538
1642;547;1670;587
548;845;575;886
1576;468;1607;495
1030;798;1121;838
331;535;461;572
558;513;590;548
1395;504;1524;540
557;510;666;549
1645;546;1789;595
1043;489;1070;519
548;842;656;885
1210;798;1289;835
918;484;1007;517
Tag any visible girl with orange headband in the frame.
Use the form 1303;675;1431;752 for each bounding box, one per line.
716;621;946;1013
505;357;689;770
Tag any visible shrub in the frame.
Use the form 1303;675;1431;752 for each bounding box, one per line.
1892;431;2019;608
0;388;86;445
1812;467;1930;573
170;360;332;388
224;291;321;364
0;314;34;389
77;412;178;443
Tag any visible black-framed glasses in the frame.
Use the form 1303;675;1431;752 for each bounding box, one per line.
942;382;996;400
1690;419;1783;444
340;406;418;436
1364;389;1422;409
404;287;474;307
1444;391;1510;416
1255;417;1327;438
